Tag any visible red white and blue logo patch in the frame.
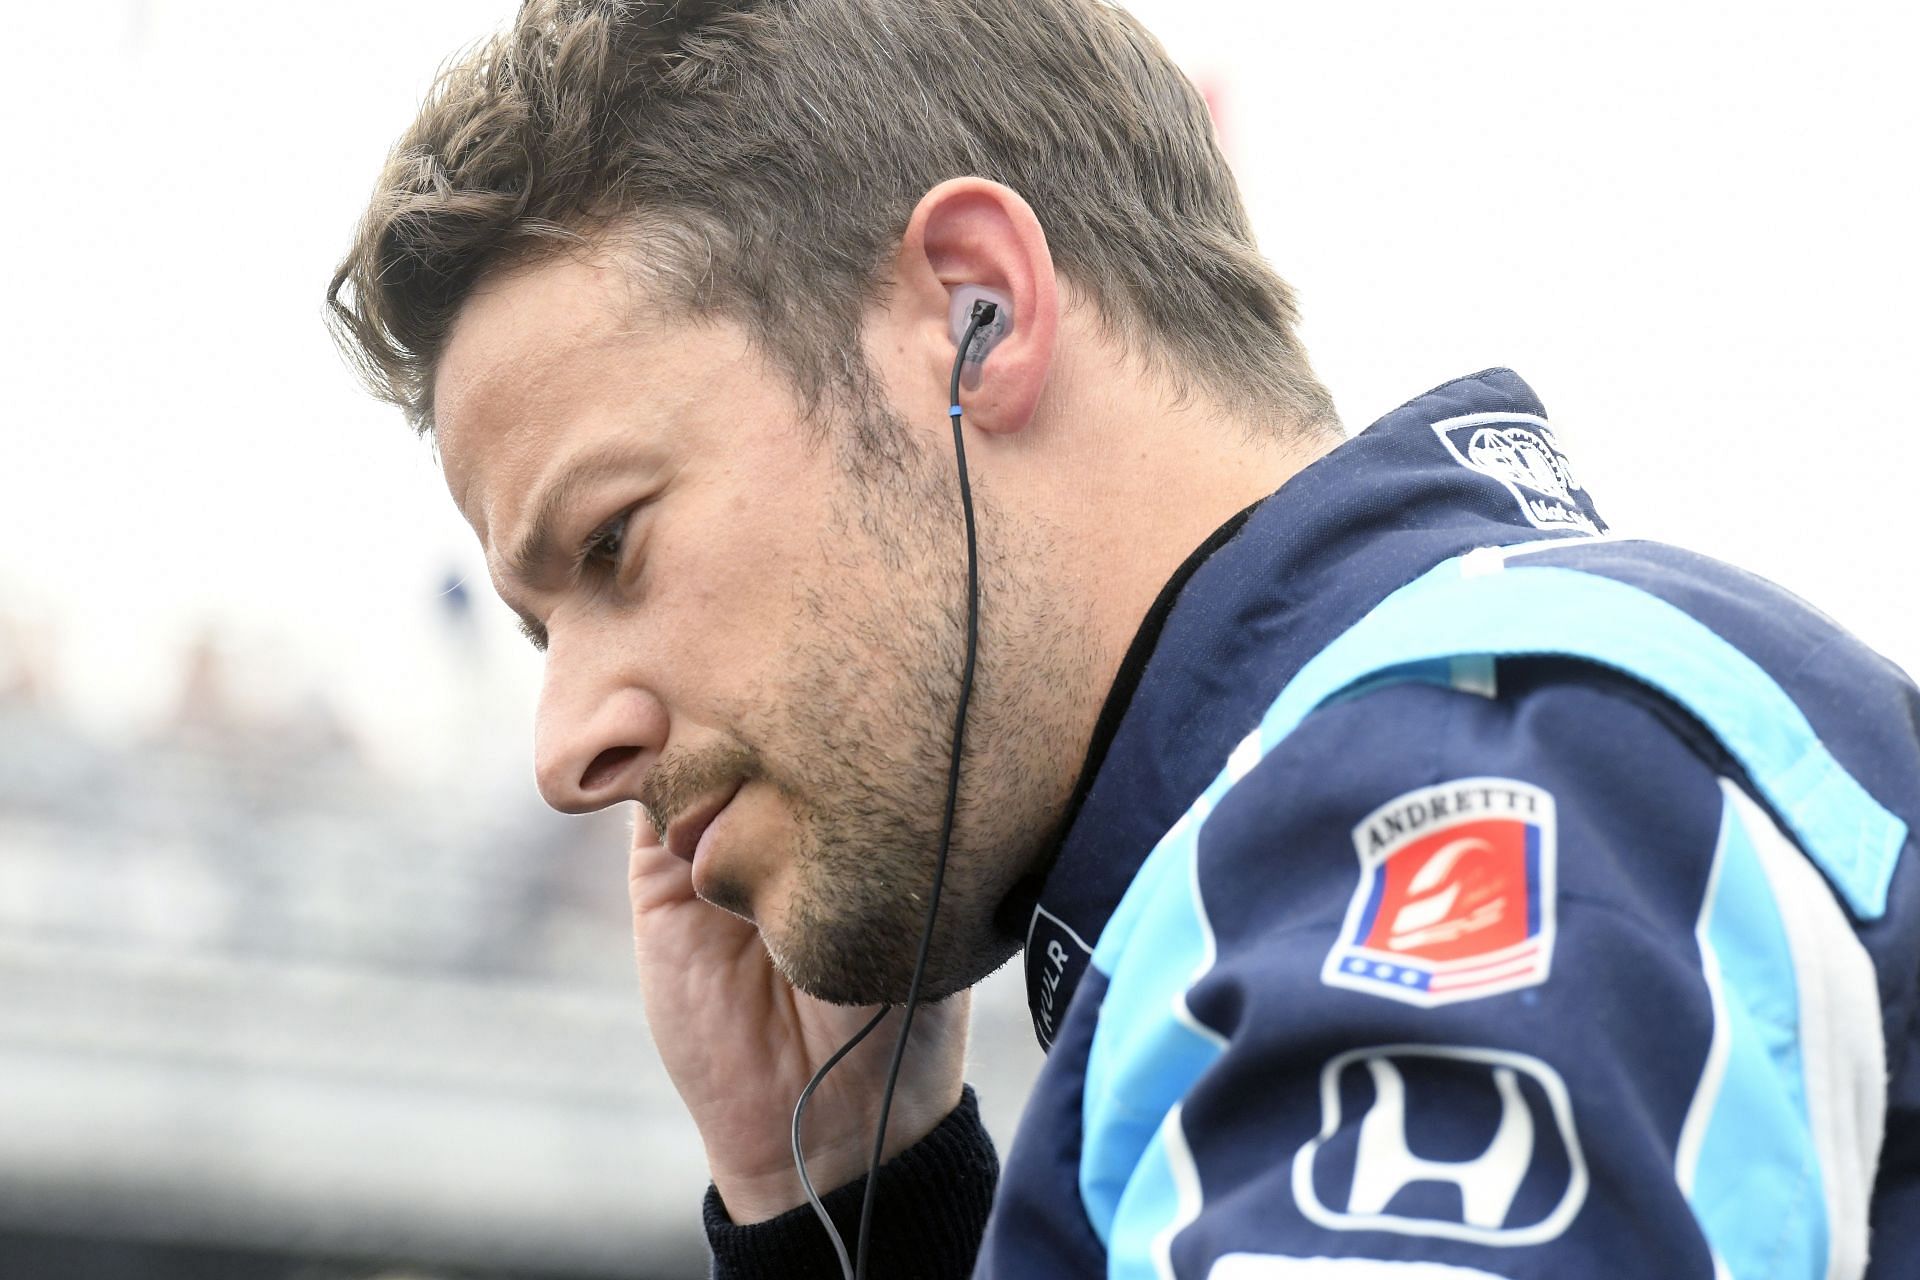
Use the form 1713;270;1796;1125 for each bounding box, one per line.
1322;778;1556;1008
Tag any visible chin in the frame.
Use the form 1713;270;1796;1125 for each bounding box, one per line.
768;903;1017;1007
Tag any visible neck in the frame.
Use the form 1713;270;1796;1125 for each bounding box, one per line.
1009;359;1337;714
969;348;1336;937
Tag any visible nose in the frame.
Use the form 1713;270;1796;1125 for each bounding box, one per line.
532;640;668;814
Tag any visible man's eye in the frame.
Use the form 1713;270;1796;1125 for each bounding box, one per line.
577;507;637;573
584;517;624;565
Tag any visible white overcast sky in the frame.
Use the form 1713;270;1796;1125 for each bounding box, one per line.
1;1;1915;779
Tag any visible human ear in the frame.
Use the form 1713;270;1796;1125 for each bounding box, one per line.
891;177;1058;434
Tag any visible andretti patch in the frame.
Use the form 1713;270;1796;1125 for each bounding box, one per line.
1323;779;1557;1008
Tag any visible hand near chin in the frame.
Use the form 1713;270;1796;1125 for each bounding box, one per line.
627;813;971;1224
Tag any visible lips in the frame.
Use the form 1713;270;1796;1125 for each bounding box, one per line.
664;781;742;864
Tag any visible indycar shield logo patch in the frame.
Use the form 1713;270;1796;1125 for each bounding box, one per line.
1431;412;1606;536
1322;779;1556;1007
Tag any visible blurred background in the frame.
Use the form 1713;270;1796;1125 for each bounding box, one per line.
0;1;1913;1276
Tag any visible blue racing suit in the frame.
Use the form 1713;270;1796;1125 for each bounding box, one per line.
705;369;1920;1279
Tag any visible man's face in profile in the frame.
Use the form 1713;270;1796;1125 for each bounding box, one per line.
431;247;1088;1003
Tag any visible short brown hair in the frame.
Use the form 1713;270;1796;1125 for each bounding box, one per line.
327;0;1337;439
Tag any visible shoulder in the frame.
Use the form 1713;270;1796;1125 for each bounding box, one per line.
1191;657;1733;961
1072;589;1900;1276
1073;663;1739;1273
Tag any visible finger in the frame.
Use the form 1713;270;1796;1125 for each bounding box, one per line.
629;802;666;852
629;823;764;979
628;823;696;914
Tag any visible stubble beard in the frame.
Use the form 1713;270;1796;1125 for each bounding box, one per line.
750;401;1097;1007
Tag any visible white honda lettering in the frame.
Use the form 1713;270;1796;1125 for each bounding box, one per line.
1291;1044;1588;1247
1349;1059;1532;1229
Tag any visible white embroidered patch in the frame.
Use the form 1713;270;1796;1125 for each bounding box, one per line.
1290;1044;1589;1247
1431;412;1604;536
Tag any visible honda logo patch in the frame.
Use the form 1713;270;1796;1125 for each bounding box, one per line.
1291;1044;1588;1246
1322;778;1556;1008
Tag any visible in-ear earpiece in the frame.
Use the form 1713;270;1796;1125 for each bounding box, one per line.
949;285;1012;365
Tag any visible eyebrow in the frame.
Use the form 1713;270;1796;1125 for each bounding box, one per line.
501;442;645;587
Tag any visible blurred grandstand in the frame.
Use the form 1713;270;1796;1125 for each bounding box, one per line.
0;611;1041;1278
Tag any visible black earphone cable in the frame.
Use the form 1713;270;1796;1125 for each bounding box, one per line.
792;1003;890;1278
789;301;996;1280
